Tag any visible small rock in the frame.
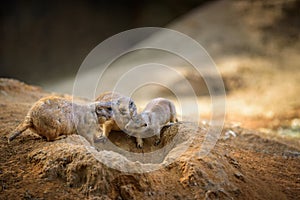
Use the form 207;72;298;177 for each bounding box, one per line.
232;188;241;197
0;90;8;96
24;190;33;199
225;155;240;169
120;184;135;200
223;130;237;140
234;172;245;182
283;151;300;158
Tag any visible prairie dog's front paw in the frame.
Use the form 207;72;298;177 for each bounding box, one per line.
95;135;108;143
136;138;143;148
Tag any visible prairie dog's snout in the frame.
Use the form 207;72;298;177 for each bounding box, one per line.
113;97;137;116
125;113;149;130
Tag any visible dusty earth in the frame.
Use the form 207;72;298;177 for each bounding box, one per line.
0;78;299;200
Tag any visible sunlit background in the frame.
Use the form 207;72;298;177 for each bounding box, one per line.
1;0;300;137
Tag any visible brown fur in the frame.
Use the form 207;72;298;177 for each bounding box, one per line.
8;96;109;145
95;91;137;142
125;98;178;148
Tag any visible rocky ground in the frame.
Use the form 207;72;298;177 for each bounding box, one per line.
0;79;299;200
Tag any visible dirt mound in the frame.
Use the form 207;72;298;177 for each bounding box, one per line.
0;78;299;199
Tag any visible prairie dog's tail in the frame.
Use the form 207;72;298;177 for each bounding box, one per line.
8;116;32;143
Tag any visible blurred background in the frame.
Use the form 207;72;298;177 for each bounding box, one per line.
1;0;207;86
1;0;300;137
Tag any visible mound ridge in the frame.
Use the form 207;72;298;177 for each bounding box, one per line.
0;79;299;199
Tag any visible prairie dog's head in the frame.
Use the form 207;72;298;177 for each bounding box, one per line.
113;97;137;117
93;102;113;122
125;113;150;135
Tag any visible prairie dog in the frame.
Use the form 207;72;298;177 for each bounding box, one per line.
125;98;178;148
8;96;110;145
95;91;137;141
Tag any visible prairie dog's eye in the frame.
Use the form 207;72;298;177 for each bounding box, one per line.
129;101;133;107
107;107;112;111
142;123;147;127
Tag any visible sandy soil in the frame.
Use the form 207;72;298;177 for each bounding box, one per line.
0;79;299;199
